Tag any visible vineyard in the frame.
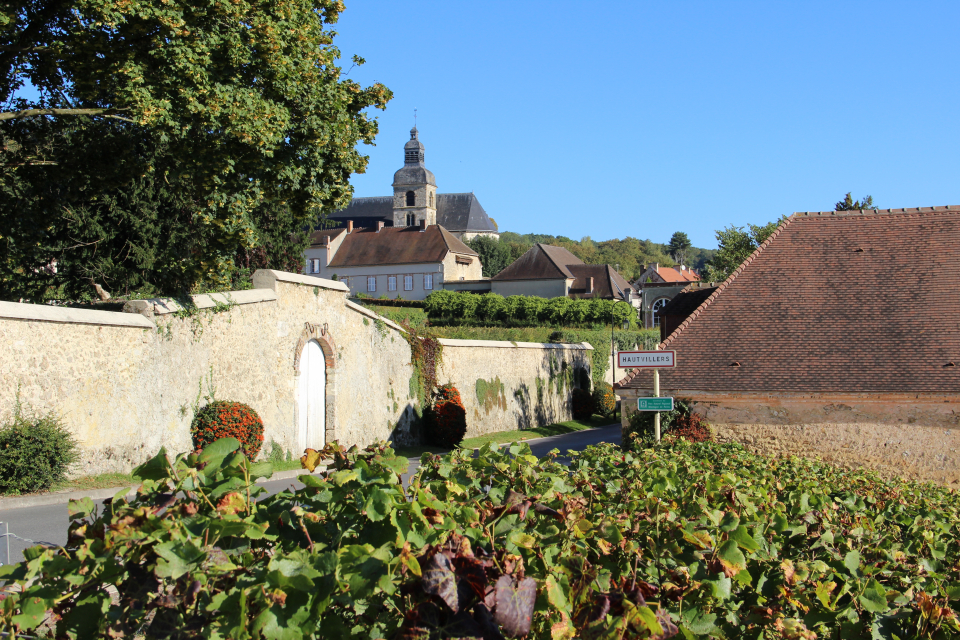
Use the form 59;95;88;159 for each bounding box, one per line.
1;438;958;638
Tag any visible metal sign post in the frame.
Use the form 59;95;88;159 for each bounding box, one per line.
617;350;677;443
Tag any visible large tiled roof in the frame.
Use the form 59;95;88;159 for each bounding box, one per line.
327;225;477;268
325;193;498;234
568;264;633;300
618;207;960;394
492;243;583;281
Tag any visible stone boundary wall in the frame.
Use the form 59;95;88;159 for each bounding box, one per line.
0;270;590;476
617;388;960;486
439;339;592;437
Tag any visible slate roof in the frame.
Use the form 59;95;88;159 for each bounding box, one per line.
326;225;477;268
492;243;583;281
307;228;346;246
325;194;498;234
568;264;633;300
618;207;960;394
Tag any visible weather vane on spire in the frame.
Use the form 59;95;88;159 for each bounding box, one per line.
414;108;417;128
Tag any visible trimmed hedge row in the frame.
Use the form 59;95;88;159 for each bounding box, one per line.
424;290;635;328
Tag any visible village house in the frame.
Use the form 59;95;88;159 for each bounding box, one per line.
615;206;960;486
303;221;481;300
631;263;702;328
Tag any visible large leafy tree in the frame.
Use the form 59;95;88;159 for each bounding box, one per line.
702;219;782;282
464;235;511;278
0;0;391;300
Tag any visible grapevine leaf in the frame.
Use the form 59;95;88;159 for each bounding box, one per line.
717;539;746;577
859;579;890;614
422;553;459;612
494;576;537;638
730;525;759;552
681;606;718;635
300;448;323;472
364;487;393;522
719;511;740;533
844;550;862;576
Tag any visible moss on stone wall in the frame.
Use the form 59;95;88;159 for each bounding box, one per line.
475;377;507;414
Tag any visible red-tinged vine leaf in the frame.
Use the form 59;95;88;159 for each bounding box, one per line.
454;555;489;600
216;492;245;516
422;553;459;612
401;543;422;578
653;609;679;639
300;448;322;472
584;594;611;623
494;575;536;638
550;610;575;640
781;559;796;585
422;508;444;525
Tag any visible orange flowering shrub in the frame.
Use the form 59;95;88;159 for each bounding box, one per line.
191;401;264;459
425;384;467;448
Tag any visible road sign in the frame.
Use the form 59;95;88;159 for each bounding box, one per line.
637;397;674;412
618;350;676;368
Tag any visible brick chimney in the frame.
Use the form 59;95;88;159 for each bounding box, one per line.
347;220;353;233
376;221;385;232
586;277;594;294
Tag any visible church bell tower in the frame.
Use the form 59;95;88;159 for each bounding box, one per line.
392;127;437;227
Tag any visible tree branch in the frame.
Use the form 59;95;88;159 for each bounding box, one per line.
0;108;136;123
0;46;50;52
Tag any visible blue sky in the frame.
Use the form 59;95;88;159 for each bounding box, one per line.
333;1;960;249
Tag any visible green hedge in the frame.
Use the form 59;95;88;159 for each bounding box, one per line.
0;404;78;495
424;290;635;328
5;438;960;639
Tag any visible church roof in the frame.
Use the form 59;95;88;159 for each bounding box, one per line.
617;206;960;394
492;243;583;281
326;193;498;234
327;224;477;268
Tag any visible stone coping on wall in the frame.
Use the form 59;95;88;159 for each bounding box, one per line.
123;289;278;317
252;269;349;292
344;300;405;333
0;300;155;329
437;338;593;351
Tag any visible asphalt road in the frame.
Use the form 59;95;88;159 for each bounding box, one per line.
0;424;621;565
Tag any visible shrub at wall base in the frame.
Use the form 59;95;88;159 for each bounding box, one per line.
190;401;264;459
0;405;78;495
592;382;616;418
425;384;467;448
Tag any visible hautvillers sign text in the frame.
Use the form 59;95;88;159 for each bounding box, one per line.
617;350;676;368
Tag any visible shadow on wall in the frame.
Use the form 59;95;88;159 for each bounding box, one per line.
388;402;422;446
512;349;590;431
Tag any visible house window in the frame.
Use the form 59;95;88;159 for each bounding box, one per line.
388;276;397;291
652;297;669;327
404;275;413;291
406;191;415;206
311;259;320;274
424;273;433;290
367;276;376;292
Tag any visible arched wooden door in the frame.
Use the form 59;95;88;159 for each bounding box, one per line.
297;339;326;451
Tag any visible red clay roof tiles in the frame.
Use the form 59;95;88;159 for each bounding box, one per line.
617;207;960;394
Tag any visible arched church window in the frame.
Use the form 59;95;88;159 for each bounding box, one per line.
430;193;434;207
652;298;669;327
406;191;415;207
406;213;416;226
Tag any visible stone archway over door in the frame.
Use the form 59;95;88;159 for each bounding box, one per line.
297;340;326;451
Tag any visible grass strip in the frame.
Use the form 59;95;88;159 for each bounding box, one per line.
393;412;619;459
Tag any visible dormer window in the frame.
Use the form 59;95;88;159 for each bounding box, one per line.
406;191;415;206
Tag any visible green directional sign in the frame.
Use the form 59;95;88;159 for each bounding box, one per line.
637;397;674;412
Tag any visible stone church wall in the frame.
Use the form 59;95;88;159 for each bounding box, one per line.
0;270;588;477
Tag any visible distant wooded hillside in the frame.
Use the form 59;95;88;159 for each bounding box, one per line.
490;232;714;281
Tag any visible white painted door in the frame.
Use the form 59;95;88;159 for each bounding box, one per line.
297;340;326;452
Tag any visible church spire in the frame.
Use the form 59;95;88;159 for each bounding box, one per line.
404;127;425;165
